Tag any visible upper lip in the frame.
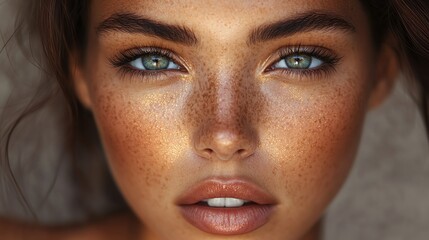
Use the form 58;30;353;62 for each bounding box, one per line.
176;177;277;205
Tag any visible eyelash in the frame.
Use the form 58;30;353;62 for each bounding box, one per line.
267;45;341;78
110;45;341;81
110;47;184;79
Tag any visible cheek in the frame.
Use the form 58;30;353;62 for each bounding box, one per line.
261;75;370;210
89;84;191;211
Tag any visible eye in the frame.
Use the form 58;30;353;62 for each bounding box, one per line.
129;54;180;71
265;46;341;79
110;47;184;75
273;54;323;70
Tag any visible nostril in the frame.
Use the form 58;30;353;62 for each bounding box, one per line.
204;148;214;154
237;149;246;155
202;148;214;158
237;148;254;158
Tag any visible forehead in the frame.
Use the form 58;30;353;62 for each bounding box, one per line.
89;0;365;38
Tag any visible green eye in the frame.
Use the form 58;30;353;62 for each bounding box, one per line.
285;55;311;69
274;54;323;69
130;54;180;70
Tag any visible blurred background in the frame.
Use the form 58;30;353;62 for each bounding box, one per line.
1;1;428;239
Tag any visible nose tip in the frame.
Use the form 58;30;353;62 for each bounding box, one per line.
194;126;257;161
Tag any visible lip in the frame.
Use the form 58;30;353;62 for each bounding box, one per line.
177;178;277;235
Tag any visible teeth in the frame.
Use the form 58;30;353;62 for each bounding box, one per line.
225;198;246;207
207;198;225;207
203;198;248;208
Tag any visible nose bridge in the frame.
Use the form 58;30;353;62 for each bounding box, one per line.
215;68;247;124
210;46;254;124
189;60;259;161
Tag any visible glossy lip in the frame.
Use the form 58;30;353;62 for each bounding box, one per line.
177;178;277;235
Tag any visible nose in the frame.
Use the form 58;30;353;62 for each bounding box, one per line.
193;120;258;161
191;74;259;161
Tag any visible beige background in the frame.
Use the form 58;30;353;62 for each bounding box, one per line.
1;1;428;239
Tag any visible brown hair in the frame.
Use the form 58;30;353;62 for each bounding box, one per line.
1;0;429;219
363;0;429;134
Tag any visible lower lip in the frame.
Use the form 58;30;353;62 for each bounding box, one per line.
180;204;274;235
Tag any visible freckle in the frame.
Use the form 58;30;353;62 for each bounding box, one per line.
271;166;277;176
164;176;170;182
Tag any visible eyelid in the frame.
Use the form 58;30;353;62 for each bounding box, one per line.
108;46;190;84
265;45;340;71
274;45;339;67
261;45;342;81
110;46;188;72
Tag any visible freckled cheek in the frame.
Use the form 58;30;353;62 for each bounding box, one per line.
90;92;188;207
263;86;368;205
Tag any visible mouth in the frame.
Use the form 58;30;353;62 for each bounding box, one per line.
176;178;277;235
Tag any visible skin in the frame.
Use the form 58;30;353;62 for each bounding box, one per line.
71;0;399;239
0;213;138;240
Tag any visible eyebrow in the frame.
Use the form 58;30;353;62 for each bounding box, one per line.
248;12;356;45
97;12;355;47
97;13;198;45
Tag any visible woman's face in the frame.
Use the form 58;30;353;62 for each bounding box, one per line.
73;0;395;239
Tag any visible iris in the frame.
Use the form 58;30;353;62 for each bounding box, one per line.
130;54;179;70
285;54;312;69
